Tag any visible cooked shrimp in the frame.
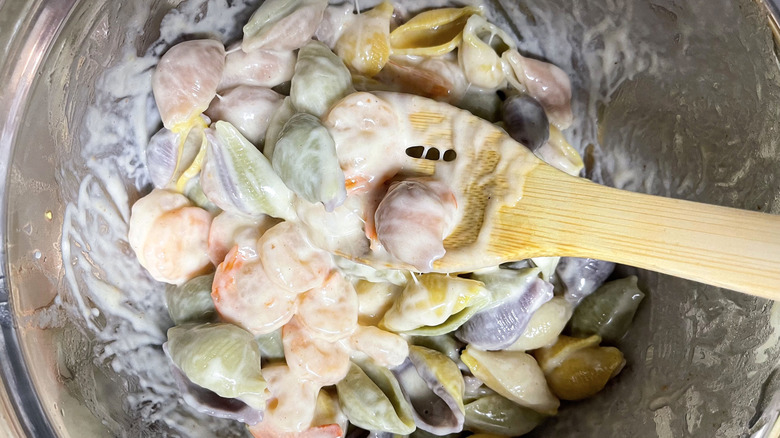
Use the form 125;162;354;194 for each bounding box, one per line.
212;245;297;335
128;189;213;285
257;222;332;294
250;363;322;434
297;271;358;342
282;316;350;386
207;211;279;265
128;189;191;268
322;92;406;194
140;206;213;285
249;422;342;438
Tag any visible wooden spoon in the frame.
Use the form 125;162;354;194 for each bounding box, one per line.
333;92;780;300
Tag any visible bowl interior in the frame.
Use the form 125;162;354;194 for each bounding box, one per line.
2;0;780;436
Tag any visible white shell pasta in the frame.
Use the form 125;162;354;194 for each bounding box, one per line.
205;86;284;145
461;345;559;415
506;296;573;351
458;14;515;89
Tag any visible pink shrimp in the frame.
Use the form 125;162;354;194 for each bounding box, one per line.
322;92;406;195
282;316;350;386
212;245;297;335
257;222;332;294
207;211;279;265
297;271;358;342
128;189;214;285
140;206;214;285
249;423;342;438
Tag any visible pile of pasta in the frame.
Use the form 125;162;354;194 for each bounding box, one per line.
127;1;646;437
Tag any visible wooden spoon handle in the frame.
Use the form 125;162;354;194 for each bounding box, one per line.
494;164;780;299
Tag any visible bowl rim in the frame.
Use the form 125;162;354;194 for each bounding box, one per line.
0;0;77;436
0;0;779;437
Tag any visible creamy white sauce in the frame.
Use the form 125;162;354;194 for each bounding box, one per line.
56;0;666;435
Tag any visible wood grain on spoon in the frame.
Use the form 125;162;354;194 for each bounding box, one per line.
442;162;780;300
335;92;780;299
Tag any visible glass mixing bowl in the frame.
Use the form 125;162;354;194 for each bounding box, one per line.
1;0;780;436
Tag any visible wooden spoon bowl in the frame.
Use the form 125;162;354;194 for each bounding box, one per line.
336;92;780;299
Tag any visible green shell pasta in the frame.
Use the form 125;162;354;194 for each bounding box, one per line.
272;112;346;211
290;40;354;117
336;360;416;434
201;120;295;220
464;394;546;436
254;329;285;362
408;334;462;365
569;276;645;343
263;96;296;161
165;323;269;410
165;274;216;325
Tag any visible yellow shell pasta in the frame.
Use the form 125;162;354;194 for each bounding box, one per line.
335;1;394;76
533;335;625;401
389;6;482;56
535;125;584;176
380;273;489;335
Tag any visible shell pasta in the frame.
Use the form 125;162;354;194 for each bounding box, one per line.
131;1;646;436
